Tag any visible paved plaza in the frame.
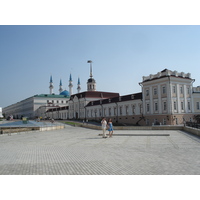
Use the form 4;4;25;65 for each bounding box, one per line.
0;124;200;175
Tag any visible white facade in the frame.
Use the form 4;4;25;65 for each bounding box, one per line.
85;93;143;124
3;94;70;119
0;107;3;118
140;69;197;125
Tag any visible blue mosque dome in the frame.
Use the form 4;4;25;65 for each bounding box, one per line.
60;90;70;97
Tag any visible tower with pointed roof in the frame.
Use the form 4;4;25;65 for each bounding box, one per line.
59;79;63;94
49;75;54;94
68;73;73;96
87;60;96;91
77;77;81;93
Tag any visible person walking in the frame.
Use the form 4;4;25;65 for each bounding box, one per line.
107;118;113;137
101;118;107;138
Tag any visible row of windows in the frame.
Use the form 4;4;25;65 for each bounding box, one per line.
47;100;68;104
146;85;190;97
146;102;167;112
146;101;192;112
146;86;166;96
86;105;142;117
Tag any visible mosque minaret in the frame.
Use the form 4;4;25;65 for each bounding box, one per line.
68;73;73;96
49;75;54;94
77;77;81;93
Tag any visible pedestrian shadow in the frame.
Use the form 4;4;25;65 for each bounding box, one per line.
85;137;103;140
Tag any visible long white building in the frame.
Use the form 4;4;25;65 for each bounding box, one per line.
3;94;70;119
69;68;200;125
3;62;200;125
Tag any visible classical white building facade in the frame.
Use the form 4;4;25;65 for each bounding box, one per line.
3;63;200;125
74;68;200;125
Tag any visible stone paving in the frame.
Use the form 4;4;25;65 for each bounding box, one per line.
0;124;200;175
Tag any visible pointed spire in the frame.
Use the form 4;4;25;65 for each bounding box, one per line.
77;77;81;93
59;79;62;86
69;73;73;96
49;75;54;94
50;75;53;83
69;73;72;81
78;77;80;85
59;79;63;94
87;60;93;78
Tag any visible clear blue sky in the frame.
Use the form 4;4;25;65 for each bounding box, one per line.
1;25;200;108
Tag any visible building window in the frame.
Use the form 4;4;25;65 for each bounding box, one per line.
188;102;191;110
57;100;59;103
126;106;129;115
146;89;149;96
163;102;167;111
104;108;106;116
197;102;200;110
162;86;166;94
154;102;158;111
147;104;150;112
120;106;122;115
139;104;142;114
181;102;184;110
146;119;149;126
163;118;166;125
114;107;116;115
174;101;177;110
173;85;176;93
99;109;102;117
154;88;157;95
187;87;190;95
109;108;111;116
132;105;135;114
180;86;183;94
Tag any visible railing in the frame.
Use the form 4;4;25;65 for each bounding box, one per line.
185;122;200;129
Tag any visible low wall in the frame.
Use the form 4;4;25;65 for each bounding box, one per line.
40;125;65;131
183;126;200;136
80;123;184;131
79;123;200;137
0;127;40;134
0;125;65;134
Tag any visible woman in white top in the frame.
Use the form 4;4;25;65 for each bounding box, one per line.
101;118;107;138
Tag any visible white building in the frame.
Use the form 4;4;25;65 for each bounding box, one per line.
73;68;200;125
3;62;200;125
3;75;71;120
3;94;70;119
0;107;3;118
